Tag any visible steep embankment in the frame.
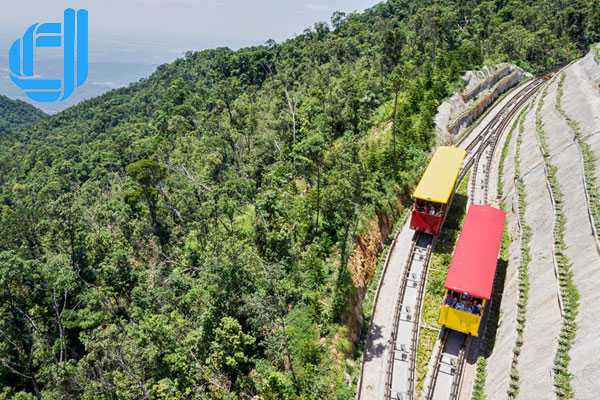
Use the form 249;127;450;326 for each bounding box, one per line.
434;64;525;143
554;50;600;400
485;49;600;400
518;77;562;399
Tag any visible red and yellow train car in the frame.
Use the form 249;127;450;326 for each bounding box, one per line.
410;146;466;236
438;205;506;336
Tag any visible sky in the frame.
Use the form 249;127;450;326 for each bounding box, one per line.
0;0;381;112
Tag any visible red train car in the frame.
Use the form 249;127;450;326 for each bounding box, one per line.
438;205;506;336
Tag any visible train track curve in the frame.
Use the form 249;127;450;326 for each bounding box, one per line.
469;78;544;205
358;76;543;400
422;79;543;400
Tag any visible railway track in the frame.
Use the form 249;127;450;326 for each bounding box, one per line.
384;232;433;400
459;78;544;187
376;76;543;400
424;330;470;400
420;78;542;399
469;78;544;204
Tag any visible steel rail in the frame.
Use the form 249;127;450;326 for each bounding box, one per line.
449;337;470;400
384;232;433;400
424;329;449;400
459;79;543;185
423;78;543;400
367;75;543;400
469;79;544;204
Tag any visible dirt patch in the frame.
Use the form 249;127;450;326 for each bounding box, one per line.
345;211;395;343
349;213;392;289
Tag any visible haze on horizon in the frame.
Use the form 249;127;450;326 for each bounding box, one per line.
0;0;381;113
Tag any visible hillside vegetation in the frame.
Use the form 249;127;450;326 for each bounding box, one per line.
0;95;46;135
0;1;599;399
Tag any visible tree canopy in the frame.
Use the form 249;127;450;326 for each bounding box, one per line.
0;95;46;136
0;0;599;398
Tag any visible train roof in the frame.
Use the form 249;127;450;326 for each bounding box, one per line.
443;205;506;300
413;146;466;204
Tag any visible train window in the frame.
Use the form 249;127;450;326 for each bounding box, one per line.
415;200;444;216
443;290;483;315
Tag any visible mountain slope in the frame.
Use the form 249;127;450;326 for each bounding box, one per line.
0;1;599;399
0;95;47;135
485;48;600;399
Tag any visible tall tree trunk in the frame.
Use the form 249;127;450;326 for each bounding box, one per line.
280;316;300;393
315;163;321;231
391;89;399;175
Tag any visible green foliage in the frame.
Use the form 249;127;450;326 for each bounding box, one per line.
471;357;488;400
506;103;533;400
0;0;599;398
0;95;46;136
497;115;519;200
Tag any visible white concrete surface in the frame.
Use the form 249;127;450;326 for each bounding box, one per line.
562;51;600;192
544;58;600;400
389;233;432;399
358;217;415;400
517;84;561;399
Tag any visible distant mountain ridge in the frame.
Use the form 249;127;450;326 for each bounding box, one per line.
0;94;47;135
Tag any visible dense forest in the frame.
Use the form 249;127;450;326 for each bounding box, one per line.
0;0;599;399
0;95;46;136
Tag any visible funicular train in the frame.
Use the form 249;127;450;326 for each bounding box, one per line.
411;147;506;337
410;146;466;236
438;204;505;336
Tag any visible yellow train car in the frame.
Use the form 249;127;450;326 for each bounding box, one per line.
438;205;506;336
410;146;466;236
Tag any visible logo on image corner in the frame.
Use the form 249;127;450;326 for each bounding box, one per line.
8;8;88;102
